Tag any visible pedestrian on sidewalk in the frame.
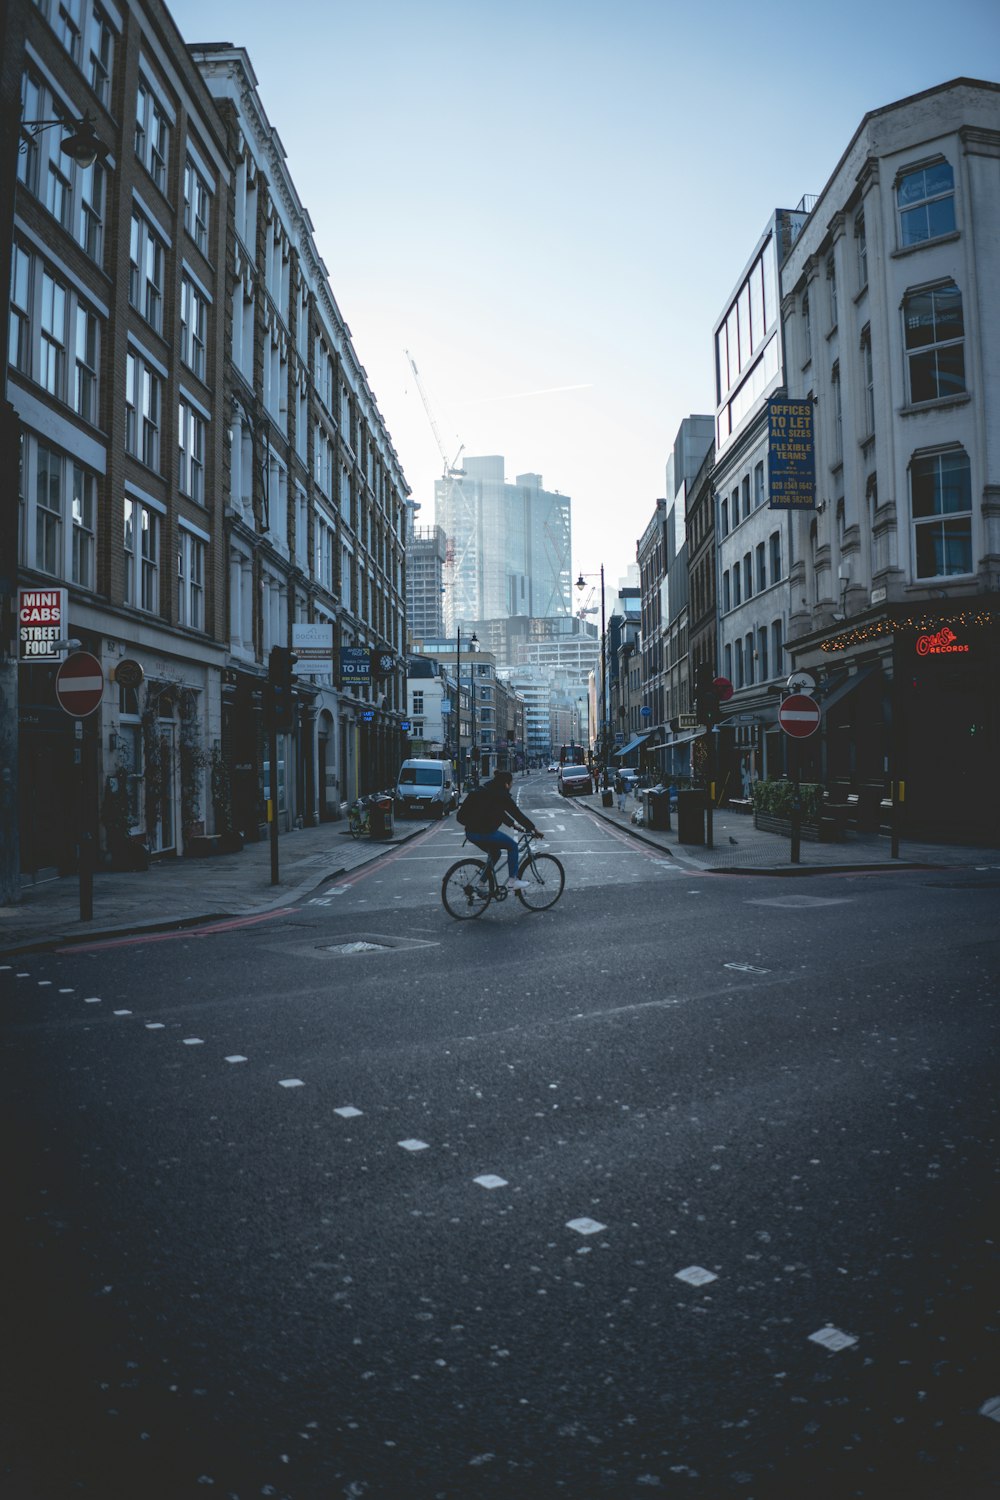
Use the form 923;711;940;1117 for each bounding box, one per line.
615;770;629;814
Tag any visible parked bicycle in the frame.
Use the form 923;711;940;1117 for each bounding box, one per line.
348;790;392;839
441;831;565;919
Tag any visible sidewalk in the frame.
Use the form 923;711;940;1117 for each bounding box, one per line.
4;796;998;958
581;789;1000;877
0;816;436;957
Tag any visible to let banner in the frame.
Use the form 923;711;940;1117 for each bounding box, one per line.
293;622;334;676
768;399;816;509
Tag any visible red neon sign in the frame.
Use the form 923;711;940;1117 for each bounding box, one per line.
915;626;969;656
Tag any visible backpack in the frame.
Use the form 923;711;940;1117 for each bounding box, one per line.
456;785;490;828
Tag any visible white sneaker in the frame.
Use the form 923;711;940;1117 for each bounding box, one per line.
507;877;531;891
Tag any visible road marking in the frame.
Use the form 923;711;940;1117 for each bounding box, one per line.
182;1037;204;1046
145;1023;164;1030
113;1009;132;1015
808;1326;858;1352
398;1138;430;1152
85;996;101;1003
474;1174;508;1190
224;1055;248;1064
723;962;771;974
567;1217;606;1236
675;1266;718;1286
278;1078;305;1088
38;980;52;986
334;1105;363;1118
59;987;74;993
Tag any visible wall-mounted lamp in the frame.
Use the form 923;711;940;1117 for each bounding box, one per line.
21;111;107;169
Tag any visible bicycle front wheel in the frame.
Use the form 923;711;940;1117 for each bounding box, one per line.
349;814;363;839
442;859;491;920
516;853;565;911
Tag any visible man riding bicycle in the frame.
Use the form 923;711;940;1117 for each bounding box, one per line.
460;769;543;892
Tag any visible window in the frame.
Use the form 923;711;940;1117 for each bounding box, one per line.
732;562;741;607
897;161;955;247
36;443;63;574
771;618;783;673
77;160;104;262
731;486;740;526
904;282;964;403
40;271;67;398
756;542;766;592
826;253;837;327
745;633;755;686
861;326;875;435
754;461;765;508
124;496;160;611
722;571;730;612
88;5;115;106
802;289;811;362
183;156;211;255
735;638;744;689
55;0;84;63
178;399;205;503
742;475;750;517
178;529;205;629
855;211;867;288
129;212;164;332
9;245;31;374
71;463;96;587
45;156;72;230
135;78;170;192
911;449;972;578
758;626;769;681
724;644;732;683
743;552;752;600
412;691;424;716
74;304;98;422
769;531;782;583
126;351;161;469
831;362;842;464
180;276;207;379
720;497;728;537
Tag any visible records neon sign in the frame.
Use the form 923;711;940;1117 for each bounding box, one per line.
915;626;969;656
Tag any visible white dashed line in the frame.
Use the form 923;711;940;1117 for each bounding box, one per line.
675;1266;718;1286
566;1217;606;1236
113;1009;132;1016
145;1023;165;1030
808;1326;858;1352
334;1106;363;1118
398;1138;430;1152
85;997;101;1004
38;980;52;987
473;1175;508;1190
59;988;74;993
224;1055;248;1064
182;1037;204;1046
278;1078;305;1088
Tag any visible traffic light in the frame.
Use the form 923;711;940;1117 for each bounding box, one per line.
694;662;720;727
267;646;298;729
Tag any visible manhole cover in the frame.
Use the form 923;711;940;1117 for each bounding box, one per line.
325;940;390;954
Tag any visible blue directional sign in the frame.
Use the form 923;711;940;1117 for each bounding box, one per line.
640;705;651;717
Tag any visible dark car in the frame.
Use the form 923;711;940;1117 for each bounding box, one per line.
558;764;593;797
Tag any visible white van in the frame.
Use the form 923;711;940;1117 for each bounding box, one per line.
394;759;456;819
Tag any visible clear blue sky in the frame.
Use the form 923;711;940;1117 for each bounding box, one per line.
169;0;1000;592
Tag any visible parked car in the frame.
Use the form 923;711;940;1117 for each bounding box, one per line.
547;762;559;773
394;759;456;818
558;764;593;797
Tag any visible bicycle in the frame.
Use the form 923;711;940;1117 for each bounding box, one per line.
441;832;565;919
347;797;372;838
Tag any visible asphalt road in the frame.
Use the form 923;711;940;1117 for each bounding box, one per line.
3;774;1000;1499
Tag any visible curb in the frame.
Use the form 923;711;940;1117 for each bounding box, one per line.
0;822;433;959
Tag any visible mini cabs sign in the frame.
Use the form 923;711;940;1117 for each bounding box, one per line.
19;587;68;662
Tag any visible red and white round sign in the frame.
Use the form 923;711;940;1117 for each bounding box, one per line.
778;693;821;739
55;651;105;717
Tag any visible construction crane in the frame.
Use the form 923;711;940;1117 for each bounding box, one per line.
576;583;598;620
405;351;465;480
404;350;476;630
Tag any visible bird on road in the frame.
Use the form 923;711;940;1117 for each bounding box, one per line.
729;836;739;845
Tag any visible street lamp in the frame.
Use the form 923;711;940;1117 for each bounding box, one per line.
455;626;477;791
576;566;608;786
19;110;108;169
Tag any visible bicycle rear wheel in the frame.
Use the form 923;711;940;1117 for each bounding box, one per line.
442;859;491;919
516;853;565;911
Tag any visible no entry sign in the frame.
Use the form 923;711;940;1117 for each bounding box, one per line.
55;652;104;717
778;693;821;738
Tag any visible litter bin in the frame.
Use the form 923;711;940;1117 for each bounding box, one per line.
368;794;394;840
602;789;614;808
646;787;671;831
676;788;705;845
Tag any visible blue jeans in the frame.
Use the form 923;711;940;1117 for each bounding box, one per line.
468;830;519;879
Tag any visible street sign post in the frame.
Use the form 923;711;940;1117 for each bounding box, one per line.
55;652;103;921
778;693;821;864
778;693;821;738
55;652;104;717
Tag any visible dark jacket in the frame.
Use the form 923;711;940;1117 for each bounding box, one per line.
464;778;536;836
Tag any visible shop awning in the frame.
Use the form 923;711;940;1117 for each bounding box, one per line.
614;730;654;758
816;664;880;714
645;730;705;751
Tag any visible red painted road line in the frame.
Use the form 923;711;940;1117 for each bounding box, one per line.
323;824;440;889
57;906;297;953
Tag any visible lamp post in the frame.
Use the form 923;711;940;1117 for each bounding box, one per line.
467;631;479;784
576;566;607;787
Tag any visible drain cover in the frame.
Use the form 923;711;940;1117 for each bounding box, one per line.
325;940;390;954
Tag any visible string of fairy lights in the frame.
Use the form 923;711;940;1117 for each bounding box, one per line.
821;608;997;653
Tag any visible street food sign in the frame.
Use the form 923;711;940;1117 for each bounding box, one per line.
768;399;816;509
18;587;68;661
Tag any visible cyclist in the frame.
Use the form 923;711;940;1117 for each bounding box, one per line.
461;769;543;892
